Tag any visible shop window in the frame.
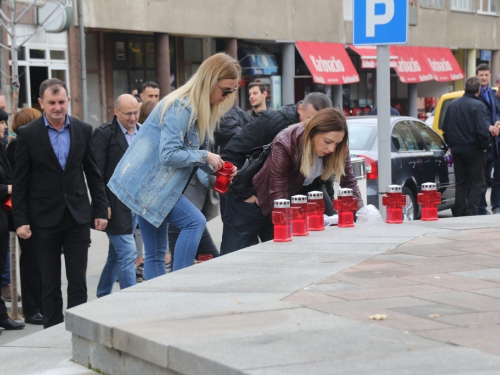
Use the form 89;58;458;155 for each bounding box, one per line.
50;50;65;60
145;37;155;69
129;36;144;69
29;49;46;59
50;69;66;81
479;0;498;13
113;40;128;68
451;0;472;11
421;0;444;9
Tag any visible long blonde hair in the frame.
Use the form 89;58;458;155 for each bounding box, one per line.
160;53;241;143
300;108;349;180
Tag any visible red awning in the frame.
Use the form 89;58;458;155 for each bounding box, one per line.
419;47;464;82
348;45;398;69
295;41;359;85
391;46;434;83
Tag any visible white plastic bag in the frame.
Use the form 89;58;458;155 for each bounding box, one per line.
324;214;338;226
355;204;384;224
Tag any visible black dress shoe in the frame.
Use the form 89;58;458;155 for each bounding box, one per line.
0;318;25;330
26;313;43;325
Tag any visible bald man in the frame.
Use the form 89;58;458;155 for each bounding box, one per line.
93;94;141;297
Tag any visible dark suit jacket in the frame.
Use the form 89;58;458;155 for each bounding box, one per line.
0;143;12;233
12;116;108;229
478;87;500;159
93;117;139;234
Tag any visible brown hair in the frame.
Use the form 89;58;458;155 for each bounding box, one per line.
300;108;349;180
39;78;69;99
139;99;158;124
12;107;42;133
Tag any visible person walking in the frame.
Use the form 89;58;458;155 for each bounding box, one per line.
0;115;24;330
442;77;493;217
6;108;43;325
108;53;239;280
475;63;500;214
93;94;141;297
12;79;109;328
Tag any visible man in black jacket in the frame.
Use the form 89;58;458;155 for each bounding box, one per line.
93;94;141;297
13;79;108;328
220;93;333;255
442;77;493;217
214;102;251;154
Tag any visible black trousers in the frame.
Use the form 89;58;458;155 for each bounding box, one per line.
19;236;43;318
34;209;90;328
168;226;219;261
453;149;487;217
0;231;8;320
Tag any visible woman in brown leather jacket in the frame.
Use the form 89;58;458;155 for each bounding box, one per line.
253;108;363;216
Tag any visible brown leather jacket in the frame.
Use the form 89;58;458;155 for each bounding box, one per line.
253;123;363;215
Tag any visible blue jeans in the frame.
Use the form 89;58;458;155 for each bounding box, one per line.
220;192;273;256
138;195;206;280
96;213;138;297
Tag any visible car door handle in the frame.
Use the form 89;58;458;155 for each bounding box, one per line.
409;161;416;168
435;160;441;166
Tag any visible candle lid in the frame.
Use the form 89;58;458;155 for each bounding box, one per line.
421;182;437;191
387;185;402;193
274;199;290;208
337;188;353;197
291;195;308;204
307;191;323;200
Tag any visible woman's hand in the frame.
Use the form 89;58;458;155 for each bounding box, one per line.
244;195;259;205
7;185;12;194
206;151;224;172
229;165;238;182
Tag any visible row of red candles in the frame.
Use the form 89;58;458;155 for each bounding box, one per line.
271;183;442;242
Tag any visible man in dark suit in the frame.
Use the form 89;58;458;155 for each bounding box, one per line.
93;94;140;297
476;63;500;214
12;78;109;328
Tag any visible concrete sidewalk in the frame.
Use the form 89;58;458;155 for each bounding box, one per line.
2;215;500;374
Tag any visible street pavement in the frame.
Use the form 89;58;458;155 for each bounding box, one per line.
2;206;500;373
0;215;224;346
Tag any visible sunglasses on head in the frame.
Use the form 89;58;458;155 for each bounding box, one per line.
217;84;238;97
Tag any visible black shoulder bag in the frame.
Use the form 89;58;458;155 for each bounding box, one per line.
236;142;272;187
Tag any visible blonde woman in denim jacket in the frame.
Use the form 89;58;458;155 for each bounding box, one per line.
108;53;239;279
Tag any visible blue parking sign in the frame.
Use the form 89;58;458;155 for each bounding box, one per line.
353;0;408;45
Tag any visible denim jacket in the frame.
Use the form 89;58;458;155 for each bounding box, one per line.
108;99;212;227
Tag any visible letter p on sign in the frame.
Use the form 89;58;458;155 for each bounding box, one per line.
353;0;407;45
366;0;394;37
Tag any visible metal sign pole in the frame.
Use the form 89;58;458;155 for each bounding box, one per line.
377;45;391;220
9;232;21;320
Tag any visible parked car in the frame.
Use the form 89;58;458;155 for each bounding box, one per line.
347;116;455;221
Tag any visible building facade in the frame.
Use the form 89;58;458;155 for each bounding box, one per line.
7;0;500;126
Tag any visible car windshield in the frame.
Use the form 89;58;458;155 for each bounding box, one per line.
347;123;377;150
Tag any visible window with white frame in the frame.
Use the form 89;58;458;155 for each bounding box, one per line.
479;0;498;13
344;0;352;21
421;0;444;9
451;0;472;11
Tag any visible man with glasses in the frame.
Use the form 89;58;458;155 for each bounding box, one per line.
93;94;141;297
